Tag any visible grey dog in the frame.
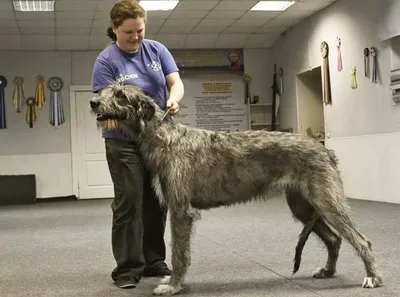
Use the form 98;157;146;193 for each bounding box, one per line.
90;83;382;296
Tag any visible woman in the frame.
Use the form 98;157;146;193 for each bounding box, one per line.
91;0;184;289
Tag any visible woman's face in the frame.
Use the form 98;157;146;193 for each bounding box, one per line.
113;17;145;53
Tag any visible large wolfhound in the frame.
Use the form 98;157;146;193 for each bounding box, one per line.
90;83;382;295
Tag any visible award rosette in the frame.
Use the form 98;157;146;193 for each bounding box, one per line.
25;96;36;128
35;75;45;109
0;75;7;129
12;76;25;113
47;76;65;127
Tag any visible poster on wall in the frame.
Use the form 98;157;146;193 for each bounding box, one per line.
174;74;247;132
170;48;247;132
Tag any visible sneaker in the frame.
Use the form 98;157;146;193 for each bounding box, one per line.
143;264;172;277
114;277;138;289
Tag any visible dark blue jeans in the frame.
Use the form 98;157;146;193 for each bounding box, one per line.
105;138;168;282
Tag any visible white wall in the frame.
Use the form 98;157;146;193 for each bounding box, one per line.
0;48;271;199
272;0;400;204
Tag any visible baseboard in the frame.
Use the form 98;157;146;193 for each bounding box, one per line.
36;195;78;203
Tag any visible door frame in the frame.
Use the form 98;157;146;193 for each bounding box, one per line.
69;85;93;199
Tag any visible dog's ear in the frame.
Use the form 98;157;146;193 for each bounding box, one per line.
140;101;155;122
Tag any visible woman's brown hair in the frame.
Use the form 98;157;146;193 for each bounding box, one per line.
106;0;147;41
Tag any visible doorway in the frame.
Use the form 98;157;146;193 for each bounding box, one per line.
296;66;325;145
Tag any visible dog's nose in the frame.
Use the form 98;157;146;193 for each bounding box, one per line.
90;100;99;109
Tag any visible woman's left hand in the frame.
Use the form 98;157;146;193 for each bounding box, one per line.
166;99;179;115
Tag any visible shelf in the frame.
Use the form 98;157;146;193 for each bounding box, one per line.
251;122;279;126
249;103;272;107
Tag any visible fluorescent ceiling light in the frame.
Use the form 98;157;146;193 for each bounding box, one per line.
251;1;295;11
13;1;55;12
139;1;179;11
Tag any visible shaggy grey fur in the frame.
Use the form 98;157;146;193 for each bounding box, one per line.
90;83;383;296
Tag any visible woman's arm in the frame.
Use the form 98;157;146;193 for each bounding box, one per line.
166;71;184;115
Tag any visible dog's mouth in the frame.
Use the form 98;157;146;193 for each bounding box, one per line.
96;113;113;121
96;113;127;121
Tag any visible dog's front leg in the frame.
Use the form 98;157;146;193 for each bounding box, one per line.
153;207;194;296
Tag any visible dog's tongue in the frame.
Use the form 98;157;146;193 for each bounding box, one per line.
103;119;117;130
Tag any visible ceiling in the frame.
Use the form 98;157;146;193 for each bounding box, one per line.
0;0;337;51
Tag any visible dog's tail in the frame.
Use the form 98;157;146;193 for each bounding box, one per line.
327;149;339;169
293;212;319;274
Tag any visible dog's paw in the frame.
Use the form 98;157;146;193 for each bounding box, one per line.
153;284;182;296
362;277;383;288
312;267;335;279
160;276;171;285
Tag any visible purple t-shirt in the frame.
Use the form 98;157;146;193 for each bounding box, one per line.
92;39;179;139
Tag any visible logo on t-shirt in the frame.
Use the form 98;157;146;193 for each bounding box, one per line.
116;73;139;83
148;61;162;71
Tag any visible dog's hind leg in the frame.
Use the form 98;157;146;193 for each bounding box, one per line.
293;210;319;274
305;180;382;289
286;188;342;277
153;206;197;296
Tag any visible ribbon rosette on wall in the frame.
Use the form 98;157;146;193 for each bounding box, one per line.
0;75;7;129
25;96;36;128
47;76;65;127
12;76;25;113
35;75;45;109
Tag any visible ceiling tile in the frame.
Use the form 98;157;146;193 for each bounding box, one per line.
147;11;173;19
214;34;249;48
169;10;209;19
56;20;93;27
191;27;226;34
240;11;279;20
287;1;330;12
56;27;90;35
256;26;289;34
0;12;15;21
89;34;111;50
230;19;269;27
15;12;54;20
0;2;13;11
21;35;55;50
20;27;55;35
223;26;259;34
0;28;20;35
184;34;218;48
0;21;18;29
56;35;89;50
213;1;258;11
163;19;201;28
18;20;55;28
196;19;235;28
0;35;22;50
205;10;246;19
56;1;97;11
56;11;96;19
154;34;187;49
264;18;301;28
146;19;167;28
158;27;194;34
245;33;278;48
175;1;218;11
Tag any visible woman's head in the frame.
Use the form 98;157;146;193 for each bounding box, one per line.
107;0;147;53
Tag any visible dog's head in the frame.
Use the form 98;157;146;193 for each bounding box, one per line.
90;83;158;133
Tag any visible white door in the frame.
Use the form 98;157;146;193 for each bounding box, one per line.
73;90;114;199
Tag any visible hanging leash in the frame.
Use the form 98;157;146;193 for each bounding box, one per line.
157;107;172;127
351;65;358;89
336;37;343;72
363;47;370;77
370;47;377;83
